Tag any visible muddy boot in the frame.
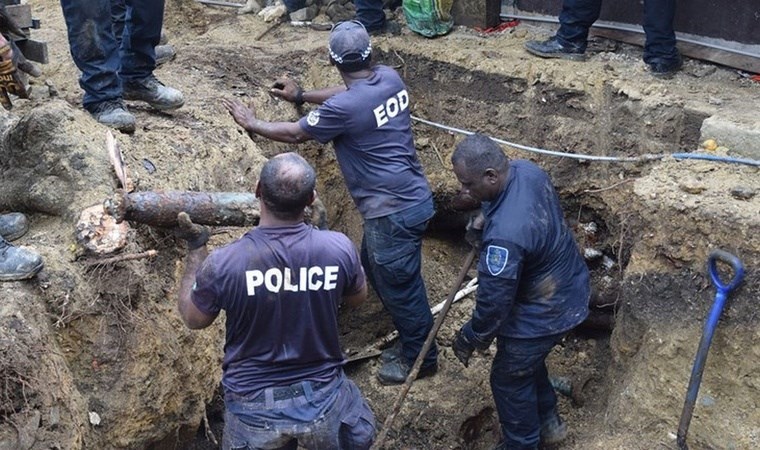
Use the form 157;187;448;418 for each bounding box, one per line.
0;235;43;281
123;75;184;111
0;212;29;241
539;413;568;447
377;358;437;385
648;55;682;79
380;340;402;363
524;36;585;61
155;44;176;66
87;99;136;133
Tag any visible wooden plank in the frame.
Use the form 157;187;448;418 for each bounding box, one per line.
5;4;32;30
452;0;500;28
516;0;760;46
590;28;760;74
15;39;48;64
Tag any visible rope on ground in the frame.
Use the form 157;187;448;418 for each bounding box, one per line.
411;115;760;167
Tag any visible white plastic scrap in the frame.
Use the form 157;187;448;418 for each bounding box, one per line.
89;411;101;426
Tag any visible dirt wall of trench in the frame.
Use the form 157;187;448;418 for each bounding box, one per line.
0;1;758;449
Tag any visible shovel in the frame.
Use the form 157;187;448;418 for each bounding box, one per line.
676;250;744;450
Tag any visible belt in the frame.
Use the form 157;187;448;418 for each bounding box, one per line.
245;379;334;403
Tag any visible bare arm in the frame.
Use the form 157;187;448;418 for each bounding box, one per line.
343;282;368;308
222;98;313;144
270;77;346;105
178;246;218;329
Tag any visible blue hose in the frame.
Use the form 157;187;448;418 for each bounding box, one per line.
676;250;745;450
672;153;760;167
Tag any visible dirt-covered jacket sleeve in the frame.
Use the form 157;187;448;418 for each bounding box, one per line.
463;239;524;349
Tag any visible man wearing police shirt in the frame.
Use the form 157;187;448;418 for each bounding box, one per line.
177;153;376;449
223;20;437;385
450;134;590;450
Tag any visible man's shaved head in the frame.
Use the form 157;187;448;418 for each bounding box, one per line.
258;152;316;221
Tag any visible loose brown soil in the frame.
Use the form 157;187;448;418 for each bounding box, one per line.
0;1;758;449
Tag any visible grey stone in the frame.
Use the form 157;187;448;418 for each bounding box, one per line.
290;5;319;21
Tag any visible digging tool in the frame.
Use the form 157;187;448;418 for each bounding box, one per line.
372;248;477;450
346;278;478;363
676;250;744;450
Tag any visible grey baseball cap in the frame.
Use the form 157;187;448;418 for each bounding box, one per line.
328;20;372;68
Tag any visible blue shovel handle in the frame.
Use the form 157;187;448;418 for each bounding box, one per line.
677;250;744;450
707;250;744;294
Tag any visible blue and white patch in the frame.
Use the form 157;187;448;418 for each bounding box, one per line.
306;110;320;126
486;245;509;276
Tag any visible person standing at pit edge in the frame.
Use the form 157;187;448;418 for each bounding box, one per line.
524;0;682;77
450;134;590;449
60;0;184;133
176;153;376;449
222;20;438;385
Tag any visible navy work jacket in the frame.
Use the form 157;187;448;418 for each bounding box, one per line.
466;160;590;346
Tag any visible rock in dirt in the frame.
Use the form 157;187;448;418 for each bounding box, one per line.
730;186;756;200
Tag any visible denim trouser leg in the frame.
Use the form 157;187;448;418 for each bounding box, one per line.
353;0;386;32
360;199;437;367
111;0;127;50
223;374;376;450
490;334;563;450
119;0;164;82
556;0;602;51
642;0;679;64
61;0;122;109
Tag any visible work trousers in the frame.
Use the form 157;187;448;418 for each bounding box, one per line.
60;0;164;109
353;0;386;32
360;197;437;368
491;333;564;450
556;0;679;64
223;372;376;450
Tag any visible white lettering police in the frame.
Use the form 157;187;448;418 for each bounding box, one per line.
373;89;409;127
246;266;339;296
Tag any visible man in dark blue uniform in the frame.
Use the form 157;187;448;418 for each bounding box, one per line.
222;20;437;385
524;0;681;77
177;153;375;449
449;134;590;449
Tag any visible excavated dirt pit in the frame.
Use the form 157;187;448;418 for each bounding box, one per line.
0;1;758;449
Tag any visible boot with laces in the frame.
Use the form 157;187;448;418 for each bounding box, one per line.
0;212;28;241
88;99;136;133
0;235;43;281
123;75;184;111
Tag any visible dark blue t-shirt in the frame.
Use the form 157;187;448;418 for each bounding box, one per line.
469;160;589;342
191;223;365;396
298;65;431;219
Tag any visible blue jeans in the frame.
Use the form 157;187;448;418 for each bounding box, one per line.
60;0;164;109
353;0;386;32
490;334;564;450
360;198;437;368
223;373;376;450
556;0;679;64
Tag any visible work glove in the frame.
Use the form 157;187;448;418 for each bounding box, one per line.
465;211;485;251
0;38;29;110
175;212;209;250
452;327;475;368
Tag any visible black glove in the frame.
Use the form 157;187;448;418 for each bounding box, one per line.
453;328;475;368
175;212;209;250
465;211;484;250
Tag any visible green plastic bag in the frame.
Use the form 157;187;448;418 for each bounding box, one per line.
403;0;454;38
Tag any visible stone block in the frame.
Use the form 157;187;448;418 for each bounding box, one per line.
700;114;760;161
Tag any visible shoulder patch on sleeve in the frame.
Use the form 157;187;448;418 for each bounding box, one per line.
306;110;320;126
486;245;509;276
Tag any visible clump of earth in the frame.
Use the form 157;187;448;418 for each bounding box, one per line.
0;0;758;449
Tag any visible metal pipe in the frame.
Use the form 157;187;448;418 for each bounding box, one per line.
196;0;243;8
501;13;760;59
104;190;261;228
